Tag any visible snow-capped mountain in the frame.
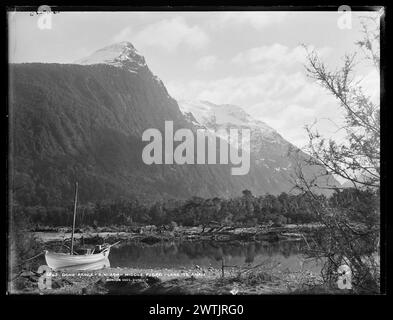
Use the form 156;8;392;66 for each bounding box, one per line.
10;41;338;206
75;42;147;72
178;100;339;193
74;41;167;90
11;42;275;204
72;42;339;196
179;100;291;160
179;100;283;144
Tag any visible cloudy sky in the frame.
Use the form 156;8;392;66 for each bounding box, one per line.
8;10;381;148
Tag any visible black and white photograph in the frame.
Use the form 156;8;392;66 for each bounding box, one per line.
7;6;384;297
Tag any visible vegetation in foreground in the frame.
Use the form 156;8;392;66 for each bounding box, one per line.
291;16;381;294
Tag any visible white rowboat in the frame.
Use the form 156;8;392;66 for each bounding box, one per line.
44;182;119;271
45;247;110;271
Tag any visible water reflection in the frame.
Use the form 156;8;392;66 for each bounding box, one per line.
110;240;321;273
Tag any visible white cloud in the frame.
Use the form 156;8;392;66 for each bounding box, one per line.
113;26;132;43
232;44;332;70
195;55;218;70
250;96;344;148
167;42;343;146
167;66;344;148
126;17;209;52
212;12;289;30
168;71;313;105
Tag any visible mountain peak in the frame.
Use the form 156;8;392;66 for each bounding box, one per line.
74;41;147;72
115;41;135;48
178;100;279;138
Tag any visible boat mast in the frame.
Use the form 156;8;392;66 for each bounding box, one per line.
70;181;78;255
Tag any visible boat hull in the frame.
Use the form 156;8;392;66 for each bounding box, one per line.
45;248;110;271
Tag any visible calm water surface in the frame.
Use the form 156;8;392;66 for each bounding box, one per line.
109;240;322;273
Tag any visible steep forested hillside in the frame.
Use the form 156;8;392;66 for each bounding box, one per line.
9;42;338;207
9;63;263;206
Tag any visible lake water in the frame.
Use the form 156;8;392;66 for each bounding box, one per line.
109;240;322;273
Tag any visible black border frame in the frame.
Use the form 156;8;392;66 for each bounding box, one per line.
3;2;391;316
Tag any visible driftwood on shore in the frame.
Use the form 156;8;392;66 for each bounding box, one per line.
32;224;322;247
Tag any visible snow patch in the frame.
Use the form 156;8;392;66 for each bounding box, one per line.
178;100;282;143
74;41;147;73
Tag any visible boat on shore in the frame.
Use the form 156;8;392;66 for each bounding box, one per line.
45;245;111;271
44;182;118;271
